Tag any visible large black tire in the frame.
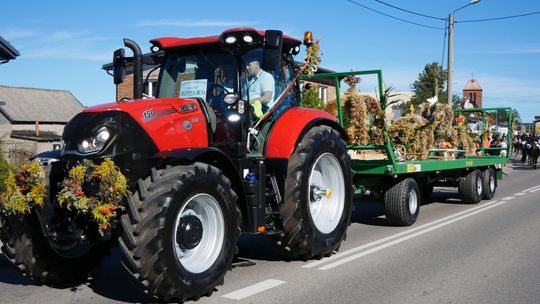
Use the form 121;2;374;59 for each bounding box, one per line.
459;169;483;204
119;163;239;302
481;168;497;200
384;178;420;226
270;125;353;259
0;211;110;284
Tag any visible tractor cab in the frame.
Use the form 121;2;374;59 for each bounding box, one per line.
114;28;302;157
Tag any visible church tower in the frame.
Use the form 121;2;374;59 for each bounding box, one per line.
463;79;483;108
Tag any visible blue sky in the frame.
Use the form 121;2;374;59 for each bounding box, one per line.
1;0;539;121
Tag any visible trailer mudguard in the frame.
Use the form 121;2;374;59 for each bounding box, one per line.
265;107;345;158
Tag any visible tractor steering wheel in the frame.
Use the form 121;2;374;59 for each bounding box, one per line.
208;83;231;107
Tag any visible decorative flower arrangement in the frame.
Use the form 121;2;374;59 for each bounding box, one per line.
296;39;321;77
0;161;46;216
57;158;129;235
343;75;361;90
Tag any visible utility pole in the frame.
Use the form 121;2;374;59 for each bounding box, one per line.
446;0;481;106
447;14;454;105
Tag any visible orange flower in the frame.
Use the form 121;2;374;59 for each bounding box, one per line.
99;225;109;231
75;189;85;197
109;205;119;211
100;207;111;216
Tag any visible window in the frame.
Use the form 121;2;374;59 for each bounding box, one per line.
318;86;327;103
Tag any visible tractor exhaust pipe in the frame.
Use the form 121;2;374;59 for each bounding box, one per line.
123;38;143;99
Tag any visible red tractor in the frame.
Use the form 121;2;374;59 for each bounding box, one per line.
0;28;352;301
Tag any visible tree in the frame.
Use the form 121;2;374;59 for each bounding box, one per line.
511;109;521;130
0;140;14;192
409;62;447;107
301;84;323;110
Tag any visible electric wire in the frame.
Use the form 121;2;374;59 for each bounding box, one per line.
345;0;445;30
441;18;448;66
371;0;446;20
457;11;540;23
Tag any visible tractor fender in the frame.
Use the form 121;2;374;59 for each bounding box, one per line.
265;107;346;158
152;147;248;221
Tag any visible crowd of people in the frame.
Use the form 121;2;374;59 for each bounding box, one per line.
512;134;540;167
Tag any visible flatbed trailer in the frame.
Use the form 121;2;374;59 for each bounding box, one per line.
303;70;511;226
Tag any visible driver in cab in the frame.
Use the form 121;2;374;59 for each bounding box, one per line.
246;58;274;118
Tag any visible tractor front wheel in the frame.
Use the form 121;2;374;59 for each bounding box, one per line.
0;212;110;284
119;163;239;302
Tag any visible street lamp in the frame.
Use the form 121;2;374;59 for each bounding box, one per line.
447;0;481;105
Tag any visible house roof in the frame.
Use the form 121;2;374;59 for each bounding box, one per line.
0;86;84;123
463;79;482;91
0;36;20;63
11;130;62;142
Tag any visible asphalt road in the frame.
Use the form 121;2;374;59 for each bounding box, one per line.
1;157;539;304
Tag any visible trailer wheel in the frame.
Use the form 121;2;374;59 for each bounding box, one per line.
270;125;352;259
481;168;497;200
459;169;483;204
0;212;110;284
384;178;420;226
119;163;239;302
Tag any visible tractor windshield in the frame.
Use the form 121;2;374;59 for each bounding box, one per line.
157;49;236;113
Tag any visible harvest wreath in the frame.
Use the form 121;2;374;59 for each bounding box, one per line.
0;158;130;235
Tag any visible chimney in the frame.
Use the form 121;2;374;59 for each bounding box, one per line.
35;120;40;137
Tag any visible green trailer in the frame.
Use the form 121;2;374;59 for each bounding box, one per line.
302;70;511;226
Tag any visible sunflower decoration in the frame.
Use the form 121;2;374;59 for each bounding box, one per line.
57;158;130;235
0;161;46;216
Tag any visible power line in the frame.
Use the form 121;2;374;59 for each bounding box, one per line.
372;0;446;20
345;0;445;30
457;11;540;23
441;18;448;66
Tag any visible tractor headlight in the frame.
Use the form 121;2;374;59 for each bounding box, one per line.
77;127;111;154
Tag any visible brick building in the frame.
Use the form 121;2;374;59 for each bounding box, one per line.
463;79;483;108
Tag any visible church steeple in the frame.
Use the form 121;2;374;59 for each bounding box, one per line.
463;79;483;108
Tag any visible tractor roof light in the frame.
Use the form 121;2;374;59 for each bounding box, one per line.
225;36;237;44
150;44;161;53
243;35;253;43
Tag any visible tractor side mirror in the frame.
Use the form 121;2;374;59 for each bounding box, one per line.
301;82;312;93
262;30;283;71
113;48;126;85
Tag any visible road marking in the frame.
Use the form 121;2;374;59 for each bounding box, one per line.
524;185;540;192
222;279;286;300
501;196;515;201
530;188;540;193
514;192;526;196
318;200;509;271
303;200;501;269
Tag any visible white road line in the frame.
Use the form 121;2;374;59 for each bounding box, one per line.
319;200;509;271
303;200;500;269
501;196;515;201
530;188;540;193
222;279;286;300
524;185;540;192
514;192;526;196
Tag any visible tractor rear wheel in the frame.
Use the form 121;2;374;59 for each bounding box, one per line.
270;125;352;259
459;169;483;204
119;163;239;302
0;211;110;284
